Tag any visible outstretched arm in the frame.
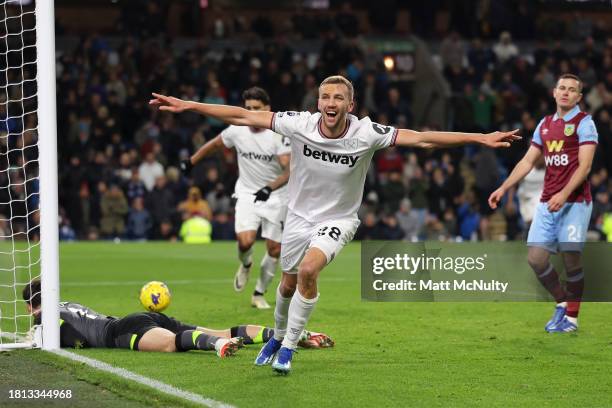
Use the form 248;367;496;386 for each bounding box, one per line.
488;145;542;209
395;128;521;149
149;93;273;129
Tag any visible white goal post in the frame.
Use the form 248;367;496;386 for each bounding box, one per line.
0;0;59;350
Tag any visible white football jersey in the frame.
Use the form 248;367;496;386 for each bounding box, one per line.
272;111;397;222
220;125;291;203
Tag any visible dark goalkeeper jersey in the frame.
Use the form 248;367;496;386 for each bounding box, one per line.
50;302;117;348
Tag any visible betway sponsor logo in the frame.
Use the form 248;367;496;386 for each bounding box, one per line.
238;151;275;162
303;144;358;167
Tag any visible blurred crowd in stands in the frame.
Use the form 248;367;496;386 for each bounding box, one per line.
5;1;611;242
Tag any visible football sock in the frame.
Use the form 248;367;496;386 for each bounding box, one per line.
255;252;278;294
273;285;292;341
176;330;220;351
238;247;253;267
565;268;584;318
230;325;274;344
535;264;566;303
282;289;318;350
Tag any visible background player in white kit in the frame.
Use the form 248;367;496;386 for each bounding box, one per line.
150;75;520;374
180;87;290;309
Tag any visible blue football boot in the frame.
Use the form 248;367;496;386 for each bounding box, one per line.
271;346;295;375
254;337;281;366
544;304;566;332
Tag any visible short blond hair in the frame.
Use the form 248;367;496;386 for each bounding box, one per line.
319;75;354;100
556;74;583;92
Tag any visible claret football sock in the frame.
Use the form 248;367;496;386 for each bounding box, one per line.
535;264;566;303
565;269;584;319
176;330;220;351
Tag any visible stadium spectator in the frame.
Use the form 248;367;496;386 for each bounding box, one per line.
440;31;466;69
493;31;519;64
354;212;380;241
377;212;404;240
138;152;164;192
457;190;481;241
125;167;147;202
395;198;420;241
211;212;236;241
145;175;177;239
126;197;152;240
99;183;129;239
46;4;610;246
177;186;213;221
179;214;212;244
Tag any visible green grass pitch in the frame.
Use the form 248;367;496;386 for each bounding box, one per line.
2;241;612;407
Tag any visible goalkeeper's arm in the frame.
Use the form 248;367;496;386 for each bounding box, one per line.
149;93;273;129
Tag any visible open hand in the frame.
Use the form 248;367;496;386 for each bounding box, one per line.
149;93;189;113
483;129;522;148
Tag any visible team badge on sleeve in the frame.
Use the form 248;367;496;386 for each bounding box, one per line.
372;122;392;135
564;124;575;137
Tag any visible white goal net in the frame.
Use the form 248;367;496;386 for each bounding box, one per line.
0;0;59;350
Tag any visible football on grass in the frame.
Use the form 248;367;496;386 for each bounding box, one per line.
139;281;171;312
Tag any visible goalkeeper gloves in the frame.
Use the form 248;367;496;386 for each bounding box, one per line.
180;159;193;174
254;186;272;202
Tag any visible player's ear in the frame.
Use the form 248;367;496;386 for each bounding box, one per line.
348;100;354;113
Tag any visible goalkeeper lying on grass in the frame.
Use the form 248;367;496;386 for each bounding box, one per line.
23;279;333;357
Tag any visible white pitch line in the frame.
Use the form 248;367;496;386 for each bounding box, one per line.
52;349;234;408
61;276;354;287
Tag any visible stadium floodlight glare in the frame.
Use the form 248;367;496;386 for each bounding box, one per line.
383;55;395;71
0;0;59;350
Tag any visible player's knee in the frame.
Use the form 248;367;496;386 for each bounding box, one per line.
298;263;319;287
237;238;254;252
562;253;582;273
279;279;296;297
527;252;547;273
267;243;281;258
279;283;295;297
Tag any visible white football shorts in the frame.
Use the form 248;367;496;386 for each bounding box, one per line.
234;195;287;243
280;210;360;273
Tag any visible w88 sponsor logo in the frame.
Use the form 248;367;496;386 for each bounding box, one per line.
544;154;569;166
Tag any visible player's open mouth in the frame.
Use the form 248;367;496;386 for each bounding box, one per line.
326;111;337;120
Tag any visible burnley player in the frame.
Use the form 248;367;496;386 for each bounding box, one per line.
150;75;520;374
181;87;290;309
489;74;598;333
